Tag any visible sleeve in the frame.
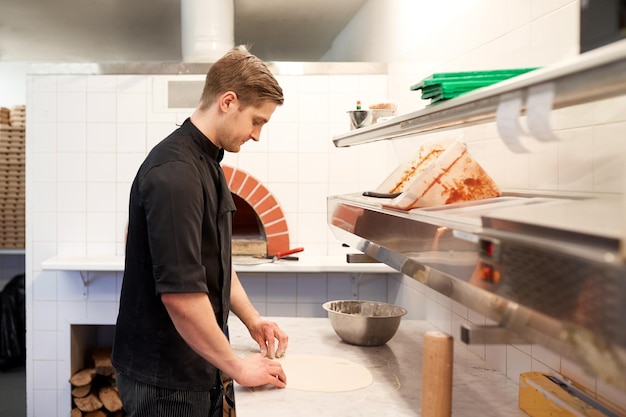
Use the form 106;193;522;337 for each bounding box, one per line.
139;160;208;294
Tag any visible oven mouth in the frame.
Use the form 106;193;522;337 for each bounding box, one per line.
232;193;266;256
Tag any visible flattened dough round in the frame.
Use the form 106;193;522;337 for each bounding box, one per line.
274;353;373;392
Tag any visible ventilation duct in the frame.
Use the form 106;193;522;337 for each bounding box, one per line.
181;0;234;62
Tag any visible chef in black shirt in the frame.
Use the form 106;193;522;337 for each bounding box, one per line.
112;45;288;417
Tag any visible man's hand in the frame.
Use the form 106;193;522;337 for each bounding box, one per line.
229;270;288;358
246;318;289;359
233;353;286;388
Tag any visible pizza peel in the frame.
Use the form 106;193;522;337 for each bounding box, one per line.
233;247;304;265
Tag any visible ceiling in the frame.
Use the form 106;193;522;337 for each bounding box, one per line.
0;0;367;63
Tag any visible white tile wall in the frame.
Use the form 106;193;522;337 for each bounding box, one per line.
25;69;400;416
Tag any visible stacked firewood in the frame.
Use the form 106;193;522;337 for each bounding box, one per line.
0;105;25;249
70;348;125;417
0;107;9;125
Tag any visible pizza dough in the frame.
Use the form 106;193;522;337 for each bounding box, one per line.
273;353;373;392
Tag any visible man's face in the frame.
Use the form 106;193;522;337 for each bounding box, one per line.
217;98;277;153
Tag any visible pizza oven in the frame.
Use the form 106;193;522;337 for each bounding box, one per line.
223;165;292;256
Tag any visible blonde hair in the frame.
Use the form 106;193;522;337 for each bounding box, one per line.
199;45;284;110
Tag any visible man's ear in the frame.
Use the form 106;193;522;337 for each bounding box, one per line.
220;91;238;112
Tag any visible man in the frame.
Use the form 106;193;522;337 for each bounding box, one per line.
112;46;288;417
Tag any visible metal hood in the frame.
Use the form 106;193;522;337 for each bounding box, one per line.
181;0;234;62
0;0;368;62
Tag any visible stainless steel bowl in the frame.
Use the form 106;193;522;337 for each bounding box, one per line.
322;300;407;346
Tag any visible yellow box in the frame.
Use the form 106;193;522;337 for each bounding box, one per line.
519;372;611;417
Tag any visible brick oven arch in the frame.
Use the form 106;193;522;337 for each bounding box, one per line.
222;165;290;255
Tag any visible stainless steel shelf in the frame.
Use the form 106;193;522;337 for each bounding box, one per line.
327;194;626;392
333;38;626;147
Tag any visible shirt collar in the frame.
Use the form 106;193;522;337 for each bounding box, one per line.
181;118;224;163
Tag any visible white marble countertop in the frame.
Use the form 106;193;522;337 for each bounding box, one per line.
40;253;398;274
228;317;526;417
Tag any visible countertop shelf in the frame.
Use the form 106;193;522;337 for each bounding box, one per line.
42;255;125;272
230;316;525;417
333;38;626;147
40;254;398;274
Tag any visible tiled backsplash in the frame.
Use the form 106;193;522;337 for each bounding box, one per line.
27;71;395;259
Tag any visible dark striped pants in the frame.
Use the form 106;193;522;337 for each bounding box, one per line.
116;372;223;417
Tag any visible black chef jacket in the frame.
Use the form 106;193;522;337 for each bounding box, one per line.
112;118;236;391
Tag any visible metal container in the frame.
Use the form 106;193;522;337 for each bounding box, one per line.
347;110;372;129
323;300;407;346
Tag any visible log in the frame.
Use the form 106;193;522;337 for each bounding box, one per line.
70;355;127;416
92;348;115;376
74;392;103;413
99;386;123;412
71;384;91;398
70;368;97;387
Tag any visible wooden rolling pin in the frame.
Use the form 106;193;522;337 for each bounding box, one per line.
421;331;454;417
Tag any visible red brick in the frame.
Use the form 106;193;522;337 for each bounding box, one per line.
237;176;259;200
247;185;269;207
230;170;247;193
260;206;284;224
267;233;290;255
255;194;278;215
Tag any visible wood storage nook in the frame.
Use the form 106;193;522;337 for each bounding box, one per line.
70;348;125;416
